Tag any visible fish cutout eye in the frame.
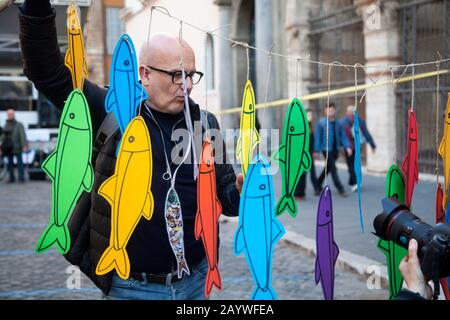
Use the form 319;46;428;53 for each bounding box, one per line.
392;193;399;199
290;126;295;132
71;25;75;30
326;211;330;217
447;112;450;119
259;184;266;190
69;113;75;119
128;136;135;143
206;160;211;167
249;104;253;110
124;60;130;66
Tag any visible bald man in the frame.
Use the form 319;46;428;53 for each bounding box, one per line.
19;0;242;300
138;34;198;115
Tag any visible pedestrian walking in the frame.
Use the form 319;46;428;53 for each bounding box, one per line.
294;108;320;198
313;102;352;197
1;108;28;183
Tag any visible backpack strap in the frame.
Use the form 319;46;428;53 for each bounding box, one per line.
92;109;212;162
92;112;119;164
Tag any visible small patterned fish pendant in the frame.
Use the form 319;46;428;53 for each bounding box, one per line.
164;187;190;278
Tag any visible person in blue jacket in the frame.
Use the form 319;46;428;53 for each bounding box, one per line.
313;102;352;197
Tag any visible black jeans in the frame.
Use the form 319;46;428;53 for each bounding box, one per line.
345;150;356;186
317;151;344;192
294;157;319;196
7;153;25;182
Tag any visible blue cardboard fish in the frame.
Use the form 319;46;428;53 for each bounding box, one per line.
447;203;450;224
234;155;285;300
353;110;364;232
105;34;147;137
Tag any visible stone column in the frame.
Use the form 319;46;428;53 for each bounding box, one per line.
255;0;275;129
357;0;400;172
285;0;320;102
214;0;234;130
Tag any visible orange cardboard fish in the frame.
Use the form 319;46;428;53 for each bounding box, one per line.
65;4;88;90
195;138;222;298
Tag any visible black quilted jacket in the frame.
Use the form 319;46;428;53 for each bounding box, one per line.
19;9;239;295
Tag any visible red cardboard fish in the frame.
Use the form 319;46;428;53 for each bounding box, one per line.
401;109;419;207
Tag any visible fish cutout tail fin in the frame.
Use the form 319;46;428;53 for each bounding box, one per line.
275;195;297;217
251;128;260;152
96;246;130;280
235;137;242;161
64;50;72;71
377;239;390;253
35;223;70;255
194;211;203;240
205;266;222;298
251;286;277;300
234;225;245;255
178;259;190;279
115;142;120;157
315;258;321;284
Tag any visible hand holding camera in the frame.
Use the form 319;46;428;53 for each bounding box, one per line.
374;197;450;299
399;239;433;300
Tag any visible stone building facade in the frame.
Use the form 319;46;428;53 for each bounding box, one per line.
124;0;449;173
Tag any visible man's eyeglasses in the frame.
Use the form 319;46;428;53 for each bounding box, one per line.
145;66;204;85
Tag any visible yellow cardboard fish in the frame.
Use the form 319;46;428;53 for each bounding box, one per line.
439;93;450;208
65;4;88;90
236;80;260;177
95;116;154;280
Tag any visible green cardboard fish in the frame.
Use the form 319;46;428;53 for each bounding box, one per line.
271;98;311;217
377;164;408;299
36;89;94;255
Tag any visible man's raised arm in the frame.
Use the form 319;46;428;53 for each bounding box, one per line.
19;0;107;133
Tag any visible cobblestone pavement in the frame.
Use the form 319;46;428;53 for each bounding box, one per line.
0;180;388;300
211;220;387;300
274;163;438;265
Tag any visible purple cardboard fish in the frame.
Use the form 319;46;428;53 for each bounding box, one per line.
315;185;339;300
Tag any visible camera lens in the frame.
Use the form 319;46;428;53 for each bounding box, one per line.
388;211;432;248
373;212;389;240
373;198;410;241
374;198;450;280
374;197;433;250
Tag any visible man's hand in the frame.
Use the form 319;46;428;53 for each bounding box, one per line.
346;148;353;157
236;173;244;195
0;0;16;13
313;152;319;160
399;239;433;300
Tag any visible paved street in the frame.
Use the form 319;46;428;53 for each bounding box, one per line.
0;176;389;300
274;163;437;265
